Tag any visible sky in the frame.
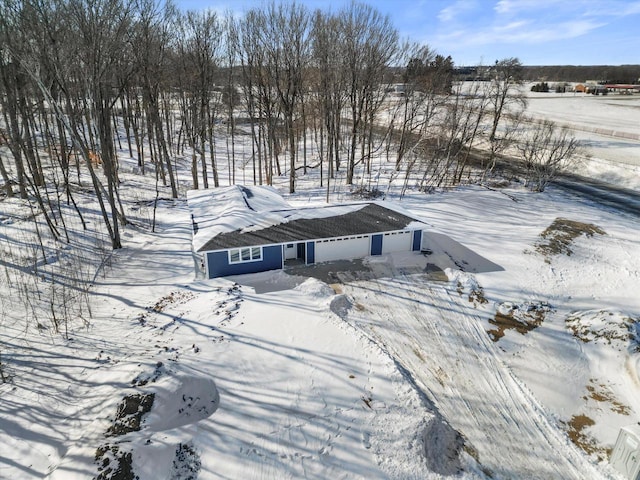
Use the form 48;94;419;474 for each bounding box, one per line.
175;0;640;66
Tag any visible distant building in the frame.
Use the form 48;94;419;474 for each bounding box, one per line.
574;83;608;95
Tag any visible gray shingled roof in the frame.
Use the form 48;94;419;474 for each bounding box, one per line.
198;203;419;252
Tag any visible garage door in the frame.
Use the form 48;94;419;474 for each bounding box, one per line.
315;235;370;263
381;231;411;254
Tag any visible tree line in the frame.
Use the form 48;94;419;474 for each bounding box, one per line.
523;64;640;84
0;0;580;252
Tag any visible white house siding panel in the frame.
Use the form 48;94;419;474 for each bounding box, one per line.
284;244;297;260
315;235;370;263
381;231;412;254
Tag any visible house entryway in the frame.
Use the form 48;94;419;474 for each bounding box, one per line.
283;242;306;266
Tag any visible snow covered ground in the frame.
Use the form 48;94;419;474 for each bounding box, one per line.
524;89;640;190
1;93;640;479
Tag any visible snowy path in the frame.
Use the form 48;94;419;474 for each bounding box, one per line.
340;266;609;480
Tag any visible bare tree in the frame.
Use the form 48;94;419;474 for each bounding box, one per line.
133;0;179;197
310;9;347;194
0;0;31;199
176;9;222;190
392;45;451;171
240;2;310;193
238;8;284;185
341;2;399;185
61;0;141;248
271;2;310;193
516;119;582;192
483;58;527;179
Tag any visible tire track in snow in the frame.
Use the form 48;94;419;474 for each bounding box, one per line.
341;271;609;480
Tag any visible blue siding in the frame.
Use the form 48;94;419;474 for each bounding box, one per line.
306;241;315;264
412;230;422;251
206;245;283;278
371;234;383;255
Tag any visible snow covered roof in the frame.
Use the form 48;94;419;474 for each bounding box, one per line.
186;186;428;252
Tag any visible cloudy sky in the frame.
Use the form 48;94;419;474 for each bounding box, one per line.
176;0;640;66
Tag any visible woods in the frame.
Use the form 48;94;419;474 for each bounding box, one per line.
0;0;578;215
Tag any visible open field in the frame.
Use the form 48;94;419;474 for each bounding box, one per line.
524;88;640;189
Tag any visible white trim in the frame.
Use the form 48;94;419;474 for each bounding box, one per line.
228;246;263;264
198;229;420;254
316;234;370;243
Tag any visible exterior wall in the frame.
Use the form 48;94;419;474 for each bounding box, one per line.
314;235;370;263
371;234;383;255
206;245;282;278
412;230;423;251
284;243;297;259
203;229;424;278
381;231;411;254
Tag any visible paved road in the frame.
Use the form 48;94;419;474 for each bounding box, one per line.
554;173;640;218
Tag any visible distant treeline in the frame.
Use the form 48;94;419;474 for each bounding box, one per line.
453;65;640;84
521;65;640;84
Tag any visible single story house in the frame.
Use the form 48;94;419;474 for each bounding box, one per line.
187;185;429;279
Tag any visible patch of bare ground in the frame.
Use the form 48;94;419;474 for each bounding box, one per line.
95;393;155;479
131;362;165;387
455;280;488;307
412;347;425;362
487;301;551;342
136;290;196;325
468;286;488;307
106;393;155;437
566;310;638;347
534;217;606;261
562;414;611;461
171;442;201;480
433;366;448;387
584;379;631;415
151;290;195;313
95;445;137;480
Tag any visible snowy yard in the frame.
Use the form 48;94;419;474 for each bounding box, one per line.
525;90;640;189
3;180;639;479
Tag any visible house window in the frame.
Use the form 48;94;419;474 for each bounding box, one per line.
229;246;262;264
